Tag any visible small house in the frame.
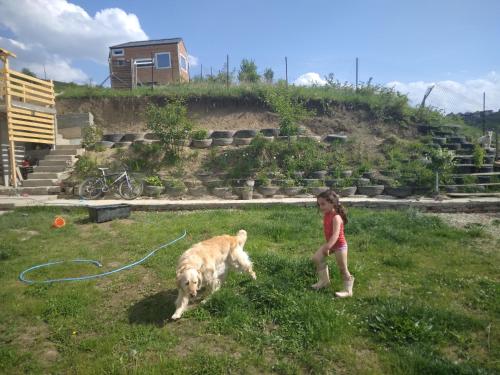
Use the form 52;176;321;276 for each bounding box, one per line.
108;38;189;89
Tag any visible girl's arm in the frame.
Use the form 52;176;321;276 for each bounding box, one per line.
321;215;342;255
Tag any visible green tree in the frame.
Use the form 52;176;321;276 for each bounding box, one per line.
263;68;274;84
238;59;260;83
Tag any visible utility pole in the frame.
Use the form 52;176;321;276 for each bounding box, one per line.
200;64;203;80
355;57;358;91
285;56;288;87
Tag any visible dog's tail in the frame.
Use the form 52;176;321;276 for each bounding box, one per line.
237;229;247;246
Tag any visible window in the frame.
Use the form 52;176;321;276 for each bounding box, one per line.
134;58;154;68
179;54;188;71
112;49;124;56
155;52;171;69
113;59;125;66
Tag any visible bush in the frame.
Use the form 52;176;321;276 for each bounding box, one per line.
143;176;163;186
190;129;209;140
81;125;103;149
473;143;485;168
74;155;98;178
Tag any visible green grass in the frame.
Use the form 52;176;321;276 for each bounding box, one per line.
0;206;498;374
58;82;448;125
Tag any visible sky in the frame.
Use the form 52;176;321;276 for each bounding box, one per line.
1;0;499;113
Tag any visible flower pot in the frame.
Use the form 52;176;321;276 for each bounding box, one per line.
234;129;258;138
303;178;321;187
258;186;280;197
241;190;253;200
310;170;327;179
325;178;342;187
356;177;371;186
234;137;253;146
196;172;212;183
282;186;302;196
211;130;236;138
385;186;413;198
338;186;357;197
233;186;253;199
260;128;280;137
357;185;385;197
144;185;164;197
310;186;329;195
212;137;234;146
341;170;353;178
362;171;376;179
191;139;213;148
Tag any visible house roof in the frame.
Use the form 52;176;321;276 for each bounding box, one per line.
110;38;183;49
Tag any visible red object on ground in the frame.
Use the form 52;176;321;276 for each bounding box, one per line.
52;216;66;228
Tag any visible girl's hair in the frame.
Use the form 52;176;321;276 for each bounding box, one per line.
317;189;348;225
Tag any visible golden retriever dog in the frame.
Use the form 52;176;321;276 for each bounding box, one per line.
171;229;256;320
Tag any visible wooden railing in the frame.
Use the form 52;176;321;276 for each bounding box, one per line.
0;68;56;145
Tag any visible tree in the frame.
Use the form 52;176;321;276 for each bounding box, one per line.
263;68;274;84
238;59;260;83
21;68;37;78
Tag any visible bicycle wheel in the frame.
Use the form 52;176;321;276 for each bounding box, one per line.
79;177;105;200
119;176;143;200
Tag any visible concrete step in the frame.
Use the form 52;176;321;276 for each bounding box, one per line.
44;155;75;161
55;144;82;150
49;149;80;156
33;165;69;172
29;171;69;179
38;159;71;167
18;186;61;195
22;179;59;187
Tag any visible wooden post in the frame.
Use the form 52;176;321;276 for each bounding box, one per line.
3;58;17;187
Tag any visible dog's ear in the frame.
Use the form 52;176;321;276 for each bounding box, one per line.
196;271;203;289
236;229;247;246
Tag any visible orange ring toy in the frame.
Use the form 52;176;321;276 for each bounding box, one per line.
52;216;66;228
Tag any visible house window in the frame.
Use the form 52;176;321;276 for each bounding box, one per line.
179;54;188;71
134;58;154;68
113;59;125;66
112;49;124;56
155;52;171;69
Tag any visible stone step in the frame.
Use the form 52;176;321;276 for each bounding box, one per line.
55;144;82;150
28;172;67;179
49;149;80;156
22;179;59;187
38;159;71;167
33;165;69;172
18;186;61;195
44;155;75;161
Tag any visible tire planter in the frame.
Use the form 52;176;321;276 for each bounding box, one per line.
293;171;305;179
338;186;357;197
362;171;376;179
324;134;347;143
478;165;494;173
455;165;473;173
484;156;495;164
310;170;327;179
241;190;253;200
133;139;153;145
212;137;233;146
113;141;132;148
282;187;302;196
165;186;186;197
188;186;208;197
325;178;342;188
478;176;491;183
95;141;114;149
341;170;353;178
385;186;413;198
303;179;321;187
121;133;144;142
449;136;466;143
432;137;447;146
191;139;213;148
258;186;280;197
357;185;385;197
277;135;297;142
196;172;213;183
211;130;235;138
260;128;280;137
143;185;164;197
233;137;253;146
262;136;275;142
356;177;371;186
461;142;474;151
310;186;329;195
444;143;461;150
234;129;258;138
103;133;124;142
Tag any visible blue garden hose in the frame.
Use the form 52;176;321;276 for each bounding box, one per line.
19;230;187;284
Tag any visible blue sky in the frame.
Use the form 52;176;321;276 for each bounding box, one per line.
1;0;499;112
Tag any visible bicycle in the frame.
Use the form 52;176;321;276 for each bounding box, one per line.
79;167;144;200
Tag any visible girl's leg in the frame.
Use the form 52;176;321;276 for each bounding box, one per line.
311;248;330;289
334;248;354;297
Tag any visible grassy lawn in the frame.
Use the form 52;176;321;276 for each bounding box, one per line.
0;206;498;374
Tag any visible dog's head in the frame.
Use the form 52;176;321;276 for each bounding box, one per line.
176;268;201;298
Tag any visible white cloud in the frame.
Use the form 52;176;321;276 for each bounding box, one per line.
294;72;327;86
0;0;147;82
188;54;199;67
387;72;500;113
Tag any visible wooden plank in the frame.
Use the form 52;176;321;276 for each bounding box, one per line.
8;69;53;88
11;118;54;129
10;100;56;114
11;136;54;144
11;125;54;135
8;90;54;105
10;112;54;124
8;76;53;94
11;130;54;140
9;83;54;99
33;111;54;119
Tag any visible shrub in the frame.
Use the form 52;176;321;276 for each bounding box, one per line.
473;143;485;168
74;155;98;178
143;176;163;186
190;129;209;140
81;125;103;149
145;100;193;160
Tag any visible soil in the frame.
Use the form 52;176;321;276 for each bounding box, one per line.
428;212;500;239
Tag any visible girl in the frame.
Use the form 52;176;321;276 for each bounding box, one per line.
311;190;354;298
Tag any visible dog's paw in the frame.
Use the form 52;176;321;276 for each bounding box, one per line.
171;313;181;320
250;271;257;280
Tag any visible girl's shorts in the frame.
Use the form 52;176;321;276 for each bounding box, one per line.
329;245;348;254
